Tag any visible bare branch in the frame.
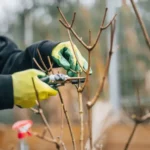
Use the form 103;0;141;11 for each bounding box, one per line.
87;21;116;108
81;51;91;91
71;12;76;28
130;0;150;50
78;90;84;150
60;103;64;139
100;14;117;30
67;30;86;73
88;108;93;149
30;108;39;114
32;132;57;144
88;30;92;46
57;7;69;25
33;58;46;72
32;78;54;139
89;8;108;51
58;89;77;150
57;7;90;49
47;56;54;74
37;49;48;72
59;19;70;28
124;123;138;150
58;7;116;53
42;127;48;138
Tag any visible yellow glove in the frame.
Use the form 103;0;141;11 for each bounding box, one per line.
12;69;57;108
52;41;92;77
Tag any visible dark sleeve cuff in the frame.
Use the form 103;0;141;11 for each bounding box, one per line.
0;75;14;110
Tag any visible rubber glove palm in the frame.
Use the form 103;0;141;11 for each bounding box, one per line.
52;41;92;77
12;69;57;108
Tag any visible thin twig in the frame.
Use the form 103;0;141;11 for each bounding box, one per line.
79;91;84;150
88;30;92;46
42;127;48;138
124;123;138;150
47;56;54;74
32;78;54;139
58;7;116;51
130;0;150;50
135;86;143;117
88;108;92;149
100;14;117;30
81;50;91;91
71;12;76;28
32;78;66;149
60;103;64;139
33;58;46;72
37;49;49;72
87;20;116;108
67;30;86;73
32;132;57;144
58;89;76;150
89;9;114;51
30;108;39;114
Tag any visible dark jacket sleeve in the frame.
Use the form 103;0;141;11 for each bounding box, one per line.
0;36;60;74
0;75;13;109
0;36;60;110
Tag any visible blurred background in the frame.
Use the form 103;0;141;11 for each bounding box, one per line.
0;0;150;150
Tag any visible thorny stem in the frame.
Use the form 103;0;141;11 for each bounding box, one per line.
58;89;77;150
124;123;138;150
130;0;150;50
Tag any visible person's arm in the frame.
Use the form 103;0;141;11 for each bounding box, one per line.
0;75;13;109
0;69;58;110
0;36;59;74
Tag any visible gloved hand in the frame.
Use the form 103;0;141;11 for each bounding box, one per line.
52;41;92;77
12;69;57;108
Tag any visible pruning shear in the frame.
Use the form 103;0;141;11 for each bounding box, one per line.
39;74;85;88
